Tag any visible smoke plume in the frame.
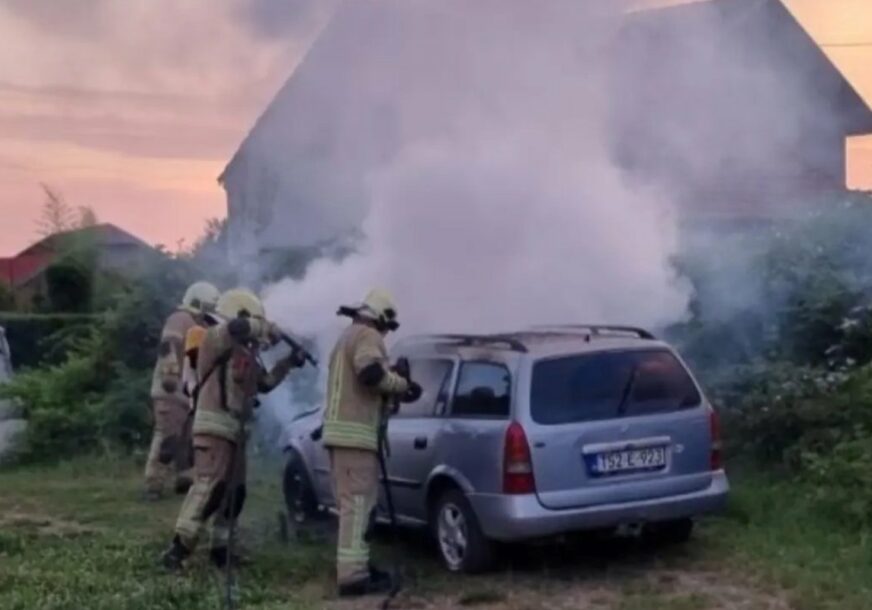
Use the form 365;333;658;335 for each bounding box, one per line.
262;0;690;361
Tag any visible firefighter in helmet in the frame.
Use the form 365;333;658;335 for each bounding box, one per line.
161;288;306;570
144;281;220;500
323;288;421;597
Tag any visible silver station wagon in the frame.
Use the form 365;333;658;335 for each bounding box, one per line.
282;326;729;573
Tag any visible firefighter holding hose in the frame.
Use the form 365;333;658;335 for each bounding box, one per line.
161;288;308;570
323;288;421;597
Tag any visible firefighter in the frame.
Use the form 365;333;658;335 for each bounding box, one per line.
324;288;421;597
144;281;220;501
161;288;306;570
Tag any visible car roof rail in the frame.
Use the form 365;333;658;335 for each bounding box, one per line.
530;324;656;340
414;333;529;353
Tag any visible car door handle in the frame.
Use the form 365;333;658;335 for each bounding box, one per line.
413;436;428;450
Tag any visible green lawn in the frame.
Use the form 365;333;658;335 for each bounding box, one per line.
0;457;869;610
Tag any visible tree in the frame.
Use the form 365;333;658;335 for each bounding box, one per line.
77;206;98;228
36;184;75;237
45;259;93;313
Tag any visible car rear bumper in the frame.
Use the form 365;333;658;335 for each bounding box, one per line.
468;471;729;542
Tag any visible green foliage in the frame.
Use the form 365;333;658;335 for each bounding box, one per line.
0;251;200;462
672;194;872;529
0;282;15;311
671;196;872;370
4;348;105;459
45;258;94;312
0;313;98;369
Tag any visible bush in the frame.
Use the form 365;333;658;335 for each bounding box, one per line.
0;283;14;312
671;195;872;371
45;259;94;312
0;251;201;462
2;348;103;459
0;313;99;369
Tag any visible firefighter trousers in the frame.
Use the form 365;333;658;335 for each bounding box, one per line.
174;434;246;551
144;399;193;494
330;447;379;585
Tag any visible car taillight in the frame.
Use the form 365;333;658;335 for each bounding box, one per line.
503;422;536;494
709;408;723;471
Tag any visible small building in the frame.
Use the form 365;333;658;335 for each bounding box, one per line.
0;223;155;310
220;0;872;265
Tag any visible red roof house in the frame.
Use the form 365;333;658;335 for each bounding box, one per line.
0;224;154;310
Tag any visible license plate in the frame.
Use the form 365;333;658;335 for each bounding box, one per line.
589;445;667;476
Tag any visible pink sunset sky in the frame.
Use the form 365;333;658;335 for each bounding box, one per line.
1;0;870;256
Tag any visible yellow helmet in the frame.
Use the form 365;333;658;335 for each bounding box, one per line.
182;281;220;315
351;288;399;331
362;289;396;319
215;288;265;321
184;325;208;355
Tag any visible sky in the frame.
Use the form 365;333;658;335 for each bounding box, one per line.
0;0;870;256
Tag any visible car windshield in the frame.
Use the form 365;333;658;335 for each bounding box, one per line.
530;349;701;425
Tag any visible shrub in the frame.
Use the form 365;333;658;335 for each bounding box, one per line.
0;283;14;312
2;347;104;459
45;259;94;313
672;195;872;371
0;313;99;369
0;251;201;462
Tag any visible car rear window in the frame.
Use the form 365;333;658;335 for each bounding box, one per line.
530;349;701;425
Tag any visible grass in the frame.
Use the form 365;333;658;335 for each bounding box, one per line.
706;468;872;610
0;456;871;609
0;456;331;610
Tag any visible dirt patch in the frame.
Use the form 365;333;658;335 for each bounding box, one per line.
0;510;98;537
323;567;788;610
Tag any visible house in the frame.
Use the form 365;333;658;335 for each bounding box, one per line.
219;0;872;265
0;224;155;310
610;0;872;222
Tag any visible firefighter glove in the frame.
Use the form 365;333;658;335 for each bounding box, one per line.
402;380;423;403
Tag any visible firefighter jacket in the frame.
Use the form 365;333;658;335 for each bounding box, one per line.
192;321;294;443
323;322;409;452
150;310;198;405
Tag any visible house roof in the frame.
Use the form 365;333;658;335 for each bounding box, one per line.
622;0;872;136
2;224;153;288
17;223;151;258
0;253;51;288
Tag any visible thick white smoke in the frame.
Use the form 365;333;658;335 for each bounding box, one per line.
262;0;691;361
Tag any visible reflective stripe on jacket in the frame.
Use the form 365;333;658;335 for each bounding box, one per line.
322;323;408;452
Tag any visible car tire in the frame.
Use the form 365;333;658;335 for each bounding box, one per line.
645;518;694;545
431;489;495;574
282;449;321;524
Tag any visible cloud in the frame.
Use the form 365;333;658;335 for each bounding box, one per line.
0;0;108;39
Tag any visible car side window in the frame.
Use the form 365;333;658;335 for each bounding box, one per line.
394;358;453;418
450;362;511;419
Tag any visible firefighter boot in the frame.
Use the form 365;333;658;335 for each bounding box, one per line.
161;535;191;571
338;565;395;598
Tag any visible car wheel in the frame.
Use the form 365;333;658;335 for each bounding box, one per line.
282;449;321;524
645;518;694;545
432;489;495;573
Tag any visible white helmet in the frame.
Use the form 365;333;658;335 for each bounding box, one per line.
182;281;220;315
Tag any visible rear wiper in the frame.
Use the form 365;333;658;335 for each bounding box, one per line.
616;366;639;416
